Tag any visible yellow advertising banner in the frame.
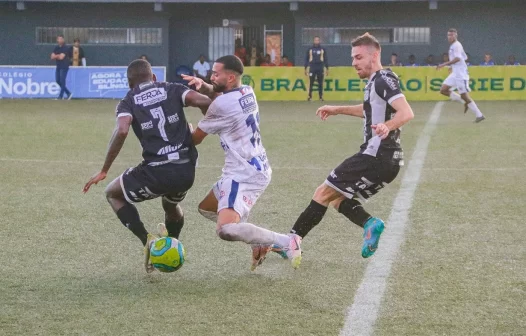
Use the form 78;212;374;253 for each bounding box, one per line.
241;66;526;101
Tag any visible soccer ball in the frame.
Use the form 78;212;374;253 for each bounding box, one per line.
149;237;186;272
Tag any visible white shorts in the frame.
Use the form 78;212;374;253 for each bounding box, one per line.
212;177;269;222
443;74;471;94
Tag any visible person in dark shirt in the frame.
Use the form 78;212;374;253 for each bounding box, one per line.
405;54;419;66
305;36;329;101
83;59;212;273
50;35;72;99
424;54;436;66
388;53;403;66
504;55;520;65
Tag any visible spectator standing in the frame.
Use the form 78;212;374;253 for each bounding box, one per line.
50;35;72;100
70;38;86;67
304;36;329;101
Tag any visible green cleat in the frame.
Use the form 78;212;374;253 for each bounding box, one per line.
361;218;385;258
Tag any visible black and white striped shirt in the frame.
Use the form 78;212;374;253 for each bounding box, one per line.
360;69;404;165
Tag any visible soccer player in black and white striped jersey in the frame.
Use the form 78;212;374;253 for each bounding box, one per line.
273;33;414;263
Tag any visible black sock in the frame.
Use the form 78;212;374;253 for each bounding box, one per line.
338;199;371;228
165;214;184;239
163;202;185;239
116;203;148;245
291;200;327;238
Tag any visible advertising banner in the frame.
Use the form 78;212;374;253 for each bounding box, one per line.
241;66;526;101
0;66;166;99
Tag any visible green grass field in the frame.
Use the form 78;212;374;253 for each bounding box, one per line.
1;99;524;335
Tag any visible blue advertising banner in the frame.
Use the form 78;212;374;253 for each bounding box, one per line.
0;66;166;99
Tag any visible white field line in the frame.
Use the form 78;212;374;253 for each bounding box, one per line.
340;101;444;336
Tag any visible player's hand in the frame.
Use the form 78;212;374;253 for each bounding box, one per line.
188;123;194;133
436;63;445;70
304;69;309;76
58;53;66;60
371;123;390;139
325;69;329;76
316;105;338;121
181;75;204;91
83;171;107;193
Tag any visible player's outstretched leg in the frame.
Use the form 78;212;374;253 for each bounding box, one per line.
461;93;485;122
104;176;156;272
215;208;302;269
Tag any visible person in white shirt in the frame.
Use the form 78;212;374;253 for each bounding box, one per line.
182;55;302;270
193;55;211;82
437;28;485;123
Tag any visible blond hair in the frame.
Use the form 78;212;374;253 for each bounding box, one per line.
351;32;381;50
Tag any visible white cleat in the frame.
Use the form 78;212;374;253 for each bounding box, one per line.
157;223;168;237
285;234;302;269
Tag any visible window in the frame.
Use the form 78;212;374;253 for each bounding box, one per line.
36;27;162;45
208;27;235;61
302;27;430;45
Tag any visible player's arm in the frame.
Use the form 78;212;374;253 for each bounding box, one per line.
50;47;58;60
184;90;212;115
181;74;220;100
371;74;414;139
100;116;131;172
438;45;462;68
83;101;132;193
372;96;414;139
304;49;310;75
316;104;363;120
191;127;208;146
438;56;460;68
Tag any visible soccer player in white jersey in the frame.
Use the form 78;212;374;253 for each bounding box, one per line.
437;28;485;123
181;56;302;270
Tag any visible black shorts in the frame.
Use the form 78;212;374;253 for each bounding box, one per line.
120;162;195;204
325;153;400;202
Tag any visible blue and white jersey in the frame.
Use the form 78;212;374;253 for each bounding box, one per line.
198;86;271;183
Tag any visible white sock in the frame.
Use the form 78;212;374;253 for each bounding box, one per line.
217;223;290;246
468;101;484;118
198;208;218;223
449;92;463;103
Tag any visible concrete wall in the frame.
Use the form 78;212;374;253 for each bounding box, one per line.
0;2;170;67
293;0;526;66
0;0;524;81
